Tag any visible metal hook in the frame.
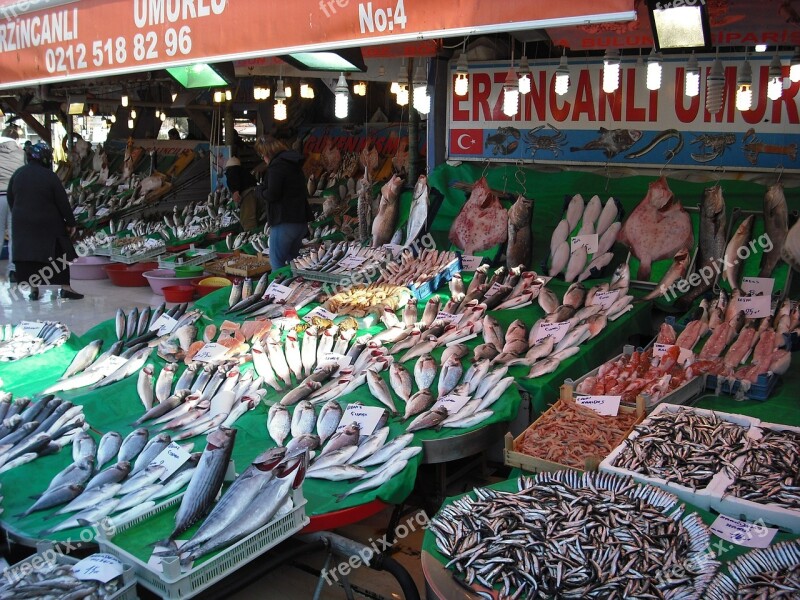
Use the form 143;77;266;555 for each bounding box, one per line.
481;158;490;178
776;163;784;183
515;160;527;196
713;165;725;186
604;162;611;192
659;153;675;178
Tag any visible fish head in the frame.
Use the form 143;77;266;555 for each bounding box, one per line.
206;426;236;449
253;447;287;470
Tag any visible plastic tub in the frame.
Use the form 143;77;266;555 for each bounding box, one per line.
193;276;232;298
143;269;181;295
174;264;205;278
70;256;111;280
162;285;196;303
104;262;159;287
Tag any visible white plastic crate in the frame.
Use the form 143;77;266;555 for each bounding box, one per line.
158;247;217;269
599;403;761;510
110;245;166;265
97;486;308;600
4;546;138;600
706;421;800;534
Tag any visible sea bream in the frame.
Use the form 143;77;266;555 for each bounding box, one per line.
449;178;509;253
617;176;694;279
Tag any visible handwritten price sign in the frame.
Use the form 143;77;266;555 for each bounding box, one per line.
570;234;598;255
736;295;771;319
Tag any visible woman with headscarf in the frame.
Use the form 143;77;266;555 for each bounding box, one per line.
8;142;83;300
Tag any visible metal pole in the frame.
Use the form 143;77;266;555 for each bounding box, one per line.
408;58;418;185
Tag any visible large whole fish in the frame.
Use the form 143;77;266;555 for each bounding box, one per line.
676;185;726;308
405;173;429;246
723;215;755;291
371;175;403;247
61;340;103;379
357;169;372;242
617;176;694;279
506;195;533;269
449;178;509;253
759;182;788;277
640;247;690;301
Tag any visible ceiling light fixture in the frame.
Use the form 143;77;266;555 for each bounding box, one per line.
502;65;519;117
130;108;137;119
755;44;767;53
790;47;800;83
213;90;223;103
353;81;367;96
603;49;621;94
517;55;531;95
121;94;129;107
334;72;349;119
706;56;725;114
225;89;232;101
685;53;700;97
646;47;663;91
274;78;287;121
454;51;469;97
127;118;134;129
300;83;315;99
767;54;783;101
555;54;570;96
396;84;409;107
736;56;753;112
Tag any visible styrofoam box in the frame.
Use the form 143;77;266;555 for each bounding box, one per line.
4;546;138;600
599;403;761;510
97;486;308;600
706;421;800;534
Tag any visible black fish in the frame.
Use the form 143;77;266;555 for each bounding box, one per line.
571;128;643;158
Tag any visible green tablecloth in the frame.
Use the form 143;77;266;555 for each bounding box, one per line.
421;474;800;591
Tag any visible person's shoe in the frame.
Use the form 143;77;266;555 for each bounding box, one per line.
58;288;84;300
29;287;39;300
8;271;15;283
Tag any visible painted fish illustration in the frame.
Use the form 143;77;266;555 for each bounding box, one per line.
625;129;683;160
570;128;642;158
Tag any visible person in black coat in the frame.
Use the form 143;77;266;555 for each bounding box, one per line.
8;142;83;300
254;135;312;268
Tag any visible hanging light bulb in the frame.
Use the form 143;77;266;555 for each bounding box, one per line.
396;84;409;107
171;88;178;102
254;86;271;100
121;94;129;107
300;83;315;99
454;51;469;96
353;81;367;96
127;118;134;129
225;89;232;101
755;44;767;53
555;54;570;96
213;90;223;103
334;72;349;119
603;49;621;93
767;54;784;101
390;81;401;94
706;57;725;114
110;114;116;123
274;79;287;121
88;106;94;117
412;64;429;114
517;55;531;95
646;48;663;91
284;85;292;98
790;47;800;83
130;108;137;119
502;66;519;117
160;111;166;122
736;57;753;112
685;53;700;97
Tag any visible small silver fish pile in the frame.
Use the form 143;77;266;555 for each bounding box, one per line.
706;540;800;600
610;407;748;490
112;235;166;258
0;321;70;362
724;427;800;511
25;427;201;537
376;248;459;289
0;555;128;598
0;394;87;474
429;471;717;599
226;274;322;318
290;240;391;276
225;223;270;253
138;363;263;440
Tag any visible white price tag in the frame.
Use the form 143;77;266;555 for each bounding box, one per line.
653;343;693;365
336;403;385;437
93;354;129;377
72;554;124;583
591;289;620;309
435;311;463;325
192;343;228;363
149;314;177;335
382;244;403;256
741;277;775;296
304;306;337;322
575;394;621;416
570;234;598;255
266;282;292;301
710;514;778;548
149;442;192;481
736;295;772;318
338;255;367;269
484;282;505;298
433;393;470;414
148;540;189;573
460;255;484;271
18;321;45;338
319;352;353;368
533;321;571;345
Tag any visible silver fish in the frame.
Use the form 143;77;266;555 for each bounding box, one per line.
403;389;434;420
96;431;122;469
366;370;398;415
316;400;343;444
131;433;171;474
137;364;156;410
91;347;153;390
290;400;316;438
118;464;168;496
319;422;360;457
389;362;412;402
62;339;103;379
41;497;120;536
407;405;449;432
156;363;177;403
437;356;463;397
348;427;391;465
357;433;414;467
301;327;319;377
405;174;429;245
414;354;437;391
309;445;358;471
19;483;85;517
85;461;131;490
336;458;406;502
56;483;122;515
284;333;303;381
126;307;139;340
118;428;149;463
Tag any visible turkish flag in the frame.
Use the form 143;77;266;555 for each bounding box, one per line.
450;129;483;155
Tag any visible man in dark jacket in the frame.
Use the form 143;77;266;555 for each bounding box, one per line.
254;135;312;268
0;126;24;281
8;142;83;300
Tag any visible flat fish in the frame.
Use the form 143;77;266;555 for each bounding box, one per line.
449;178;508;253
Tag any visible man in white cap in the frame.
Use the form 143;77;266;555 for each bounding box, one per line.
0;125;25;282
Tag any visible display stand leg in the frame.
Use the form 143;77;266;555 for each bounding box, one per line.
312;551;335;600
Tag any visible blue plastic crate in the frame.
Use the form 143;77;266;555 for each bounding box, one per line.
705;372;778;401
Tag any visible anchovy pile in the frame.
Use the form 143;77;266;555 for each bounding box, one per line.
0;321;70;362
0;555;128;598
706;540;800;600
0;394;87;474
225;225;270;253
226;274;322;318
430;471;717;599
724;427;800;511
610;407;749;490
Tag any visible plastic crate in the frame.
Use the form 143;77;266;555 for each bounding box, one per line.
599;403;761;511
292;266;380;286
704;372;779;401
110;245;166;265
4;545;138;600
406;256;462;300
97;487;308;600
159;248;217;269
